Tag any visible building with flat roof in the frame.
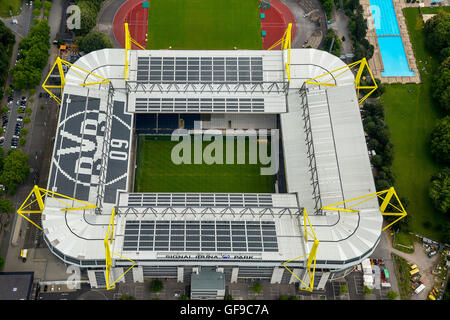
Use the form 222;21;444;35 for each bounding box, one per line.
38;47;382;291
0;272;34;300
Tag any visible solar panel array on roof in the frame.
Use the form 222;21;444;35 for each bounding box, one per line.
123;220;278;252
134;97;265;113
126;193;274;208
136;56;264;83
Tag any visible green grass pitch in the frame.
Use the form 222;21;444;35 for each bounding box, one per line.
147;0;263;50
134;136;276;193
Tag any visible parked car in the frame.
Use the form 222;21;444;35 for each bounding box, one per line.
0;137;5;146
17;116;23;122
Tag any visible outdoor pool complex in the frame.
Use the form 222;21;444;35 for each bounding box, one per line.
370;0;415;77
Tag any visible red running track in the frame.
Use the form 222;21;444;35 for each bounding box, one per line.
260;0;296;50
113;0;149;49
113;0;296;50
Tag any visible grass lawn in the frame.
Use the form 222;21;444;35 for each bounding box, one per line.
382;7;447;240
393;232;414;253
147;0;262;50
135;135;275;193
0;0;21;17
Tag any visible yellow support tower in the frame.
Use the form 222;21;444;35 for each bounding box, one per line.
305;57;377;104
124;23;146;82
42;57;111;105
104;207;136;290
17;185;97;230
282;208;319;292
267;23;292;82
320;187;407;231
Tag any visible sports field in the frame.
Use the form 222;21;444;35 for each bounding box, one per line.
147;0;263;50
135;136;276;193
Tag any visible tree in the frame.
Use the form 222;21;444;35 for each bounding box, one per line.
78;30;113;54
340;284;348;294
224;295;233;300
350;14;368;42
0;255;4;271
387;290;398;300
424;12;450;56
251;282;263;293
75;1;98;36
0;149;30;190
429;168;450;214
430;116;450;165
1;106;8;114
320;0;334;20
43;1;52;10
363;285;373;295
279;295;288;300
432;57;450;114
370;154;383;167
150;279;163;292
0;199;14;215
19;138;26;146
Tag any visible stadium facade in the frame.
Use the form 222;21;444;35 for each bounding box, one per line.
40;48;382;290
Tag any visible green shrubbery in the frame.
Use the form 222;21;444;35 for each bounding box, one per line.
323;28;342;57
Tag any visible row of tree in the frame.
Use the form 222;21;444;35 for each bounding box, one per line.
426;11;450;114
425;12;450;222
10;20;50;90
343;0;374;61
0;20;15;100
362;102;396;191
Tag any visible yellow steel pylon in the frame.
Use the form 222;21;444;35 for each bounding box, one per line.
124;23;146;82
42;57;110;105
320;187;407;231
268;23;292;82
104;207;136;290
305;57;377;104
282;208;319;292
17;185;97;230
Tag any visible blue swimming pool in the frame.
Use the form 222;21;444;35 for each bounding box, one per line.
369;0;400;36
378;37;415;77
368;0;414;77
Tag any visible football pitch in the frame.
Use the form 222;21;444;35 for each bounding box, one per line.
147;0;263;50
134;136;276;193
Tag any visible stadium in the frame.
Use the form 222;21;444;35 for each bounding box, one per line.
17;4;406;296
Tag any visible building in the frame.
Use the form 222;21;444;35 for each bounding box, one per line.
39;47;382;291
0;272;34;300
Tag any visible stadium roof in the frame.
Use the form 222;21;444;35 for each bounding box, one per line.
41;48;382;268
